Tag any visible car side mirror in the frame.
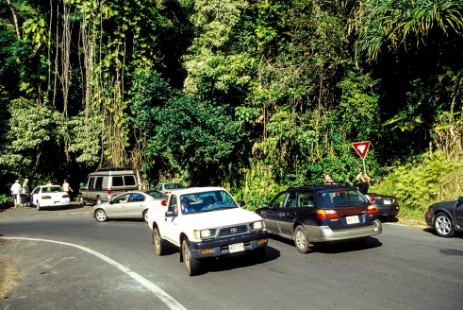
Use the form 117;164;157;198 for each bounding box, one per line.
238;201;246;207
458;197;463;204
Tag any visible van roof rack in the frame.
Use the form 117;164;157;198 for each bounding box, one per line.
96;167;132;172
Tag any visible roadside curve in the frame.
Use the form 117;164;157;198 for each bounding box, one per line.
0;236;187;310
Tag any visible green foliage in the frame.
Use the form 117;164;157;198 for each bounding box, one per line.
0;99;59;175
358;0;463;63
0;193;12;206
67;112;102;165
145;95;247;185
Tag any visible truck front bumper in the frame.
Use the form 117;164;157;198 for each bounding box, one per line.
189;230;268;259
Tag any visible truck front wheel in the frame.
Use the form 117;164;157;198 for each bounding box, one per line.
182;239;201;276
153;227;168;256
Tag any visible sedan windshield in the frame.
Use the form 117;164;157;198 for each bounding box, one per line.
180;190;238;214
145;190;167;199
318;190;369;208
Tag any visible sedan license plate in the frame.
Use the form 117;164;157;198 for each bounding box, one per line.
383;199;392;205
229;243;244;253
346;215;360;224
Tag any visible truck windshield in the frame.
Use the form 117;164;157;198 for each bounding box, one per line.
180;190;238;214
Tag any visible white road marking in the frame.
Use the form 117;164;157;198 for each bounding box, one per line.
2;236;187;310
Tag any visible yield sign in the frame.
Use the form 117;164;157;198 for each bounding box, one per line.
352;141;371;159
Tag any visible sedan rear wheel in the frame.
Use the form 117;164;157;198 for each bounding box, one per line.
79;196;86;207
294;226;311;254
36;202;41;211
94;209;108;222
434;213;454;237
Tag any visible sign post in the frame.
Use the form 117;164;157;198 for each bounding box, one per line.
352;141;371;173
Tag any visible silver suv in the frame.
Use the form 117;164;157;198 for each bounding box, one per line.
79;168;139;206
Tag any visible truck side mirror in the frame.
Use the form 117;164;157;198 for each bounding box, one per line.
165;210;175;218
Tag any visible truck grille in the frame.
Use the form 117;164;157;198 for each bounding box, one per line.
219;225;249;237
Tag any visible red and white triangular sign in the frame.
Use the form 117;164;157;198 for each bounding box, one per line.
352;141;371;159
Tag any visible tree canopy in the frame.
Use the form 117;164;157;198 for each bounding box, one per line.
1;0;462;209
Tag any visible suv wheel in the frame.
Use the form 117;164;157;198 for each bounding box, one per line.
96;197;102;205
294;226;311;253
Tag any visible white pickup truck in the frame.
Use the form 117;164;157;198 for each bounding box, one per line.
146;186;268;276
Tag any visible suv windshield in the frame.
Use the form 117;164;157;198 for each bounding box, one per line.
180;190;238;214
318;189;368;208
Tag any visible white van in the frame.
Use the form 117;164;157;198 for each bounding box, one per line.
79;168;138;206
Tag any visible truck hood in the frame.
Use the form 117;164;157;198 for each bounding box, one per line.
179;207;262;230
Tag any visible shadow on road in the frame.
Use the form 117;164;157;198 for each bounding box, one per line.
268;234;382;254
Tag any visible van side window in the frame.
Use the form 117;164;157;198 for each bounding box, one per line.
124;176;136;186
88;177;95;189
95;177;103;190
112;176;123;187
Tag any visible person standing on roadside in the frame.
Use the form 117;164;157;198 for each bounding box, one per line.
356;171;371;194
324;173;334;185
62;179;73;195
10;179;21;208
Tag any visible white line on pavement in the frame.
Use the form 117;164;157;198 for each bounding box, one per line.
2;236;187;310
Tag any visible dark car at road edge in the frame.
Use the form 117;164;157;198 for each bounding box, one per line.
425;197;463;237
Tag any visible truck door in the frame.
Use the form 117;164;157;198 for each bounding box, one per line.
162;194;181;246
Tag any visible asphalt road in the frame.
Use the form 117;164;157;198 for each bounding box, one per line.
1;206;463;310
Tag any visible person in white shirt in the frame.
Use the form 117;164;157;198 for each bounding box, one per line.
10;179;21;208
62;179;73;193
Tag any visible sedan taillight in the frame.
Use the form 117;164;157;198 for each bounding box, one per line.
62;194;69;198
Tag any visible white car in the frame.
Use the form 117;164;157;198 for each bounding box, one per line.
93;190;167;222
146;186;268;276
31;185;71;211
154;182;185;195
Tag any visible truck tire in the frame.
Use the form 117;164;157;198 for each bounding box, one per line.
153;227;168;256
182;239;201;276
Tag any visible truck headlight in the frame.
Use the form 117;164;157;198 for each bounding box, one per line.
252;220;264;231
193;229;215;239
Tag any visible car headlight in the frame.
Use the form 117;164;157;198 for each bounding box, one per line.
252;220;264;231
193;229;215;239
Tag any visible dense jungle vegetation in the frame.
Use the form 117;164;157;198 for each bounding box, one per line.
1;0;463;218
